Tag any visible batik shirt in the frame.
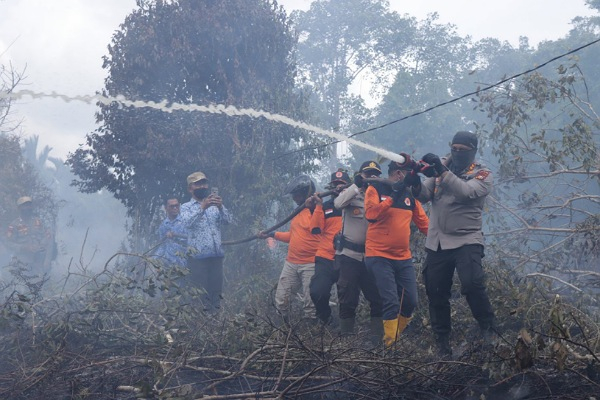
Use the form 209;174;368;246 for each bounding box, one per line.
180;199;232;259
154;215;188;266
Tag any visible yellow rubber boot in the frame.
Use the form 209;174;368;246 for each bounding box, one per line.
396;315;413;337
383;319;399;347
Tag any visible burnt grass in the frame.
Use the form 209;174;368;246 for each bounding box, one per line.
1;259;599;399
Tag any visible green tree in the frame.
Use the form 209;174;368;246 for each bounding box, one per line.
364;15;475;160
292;0;414;160
476;63;600;289
1;66;56;264
0;134;56;264
365;15;538;162
20;135;127;267
67;0;326;256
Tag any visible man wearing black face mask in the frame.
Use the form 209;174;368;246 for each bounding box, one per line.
180;171;232;314
404;131;495;357
5;196;54;274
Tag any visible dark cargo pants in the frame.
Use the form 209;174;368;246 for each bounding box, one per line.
336;254;382;319
309;256;338;323
423;244;495;336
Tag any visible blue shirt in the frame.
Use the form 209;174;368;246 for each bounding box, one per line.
180;198;232;259
154;215;188;267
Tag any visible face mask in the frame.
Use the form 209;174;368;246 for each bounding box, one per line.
193;188;210;199
19;208;33;219
451;148;477;173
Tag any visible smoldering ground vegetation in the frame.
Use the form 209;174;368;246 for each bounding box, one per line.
0;233;599;399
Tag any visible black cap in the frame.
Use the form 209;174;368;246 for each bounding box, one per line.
452;131;478;149
330;170;350;185
359;161;382;174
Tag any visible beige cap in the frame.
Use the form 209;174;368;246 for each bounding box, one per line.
17;196;32;206
186;171;207;185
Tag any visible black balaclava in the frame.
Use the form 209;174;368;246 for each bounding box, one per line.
193;188;210;200
450;131;478;173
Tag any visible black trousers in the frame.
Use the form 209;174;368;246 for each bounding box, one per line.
336;254;382;320
423;244;495;337
309;256;338;322
187;256;224;313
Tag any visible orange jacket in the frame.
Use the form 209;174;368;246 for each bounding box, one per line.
310;200;342;261
274;208;320;264
364;184;429;260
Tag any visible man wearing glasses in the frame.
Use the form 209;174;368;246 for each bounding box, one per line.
405;131;496;357
155;197;187;267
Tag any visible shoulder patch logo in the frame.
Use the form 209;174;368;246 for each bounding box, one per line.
405;198;411;206
475;170;490;180
353;209;361;215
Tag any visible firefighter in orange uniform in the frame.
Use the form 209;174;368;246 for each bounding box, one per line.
364;161;429;347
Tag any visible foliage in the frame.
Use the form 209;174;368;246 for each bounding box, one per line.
476;62;600;284
362;14;475;162
0;135;57;265
1;249;599;399
291;0;414;163
19;135;127;271
66;0;327;256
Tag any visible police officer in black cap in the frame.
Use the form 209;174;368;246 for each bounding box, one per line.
333;161;384;338
405;131;496;357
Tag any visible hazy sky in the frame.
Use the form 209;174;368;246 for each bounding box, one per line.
0;0;597;159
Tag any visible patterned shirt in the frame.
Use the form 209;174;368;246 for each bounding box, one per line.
180;198;232;259
154;215;188;267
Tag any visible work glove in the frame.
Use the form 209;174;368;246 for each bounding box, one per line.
392;180;406;193
420;153;448;177
403;172;421;187
391;181;406;201
353;173;364;188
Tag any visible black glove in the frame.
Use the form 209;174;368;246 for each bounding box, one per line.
353;173;364;188
403;171;421;187
420;153;448;177
391;181;405;201
392;180;406;193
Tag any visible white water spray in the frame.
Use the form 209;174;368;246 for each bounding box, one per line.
0;89;406;163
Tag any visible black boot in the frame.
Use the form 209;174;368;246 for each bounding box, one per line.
435;334;452;358
339;317;355;336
